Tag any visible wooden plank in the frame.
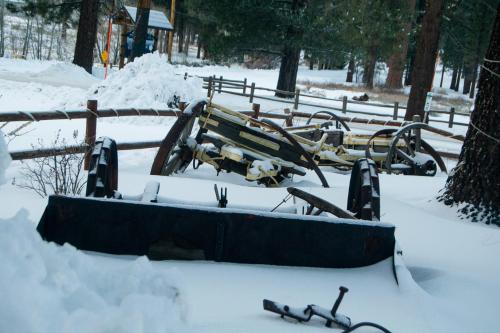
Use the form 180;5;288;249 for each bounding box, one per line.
84;100;97;170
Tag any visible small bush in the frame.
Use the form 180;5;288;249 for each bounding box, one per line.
14;130;87;197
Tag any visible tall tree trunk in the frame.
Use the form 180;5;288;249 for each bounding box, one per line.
202;44;208;60
463;65;472;95
309;55;314;70
469;64;478;99
131;0;151;61
346;56;355;82
364;45;377;89
0;0;5;57
439;63;445;88
404;54;414;86
454;64;462;91
441;5;500;225
275;0;305;97
450;65;458;90
46;23;56;60
405;0;444;120
276;45;300;97
184;26;191;56
386;0;416;89
22;18;32;58
196;38;201;58
177;17;184;53
73;0;99;73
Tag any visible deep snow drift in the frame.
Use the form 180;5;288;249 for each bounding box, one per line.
87;53;203;108
0;129;186;333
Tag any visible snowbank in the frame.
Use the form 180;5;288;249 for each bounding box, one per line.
31;62;99;88
0;211;185;333
0;60;98;89
88;53;203;108
0;130;10;185
0;130;186;333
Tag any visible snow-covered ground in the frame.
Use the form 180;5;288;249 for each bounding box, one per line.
0;55;499;333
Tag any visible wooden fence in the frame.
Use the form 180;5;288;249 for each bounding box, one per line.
2;99;462;162
200;75;470;129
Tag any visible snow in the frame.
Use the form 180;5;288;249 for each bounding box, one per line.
0;57;498;333
0;60;98;89
0;129;11;185
0;98;185;333
87;53;204;108
0;211;185;333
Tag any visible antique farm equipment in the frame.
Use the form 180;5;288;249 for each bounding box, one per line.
150;102;446;189
263;286;393;332
290;110;447;175
37;137;394;269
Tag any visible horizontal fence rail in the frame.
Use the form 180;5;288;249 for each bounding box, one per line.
3;99;462;162
0;108;181;123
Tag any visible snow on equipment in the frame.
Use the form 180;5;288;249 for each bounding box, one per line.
264;286;393;332
150;101;446;188
37;137;395;269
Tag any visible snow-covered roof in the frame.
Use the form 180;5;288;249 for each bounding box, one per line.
124;6;173;31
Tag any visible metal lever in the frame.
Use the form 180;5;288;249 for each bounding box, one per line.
214;184;228;208
331;286;349;316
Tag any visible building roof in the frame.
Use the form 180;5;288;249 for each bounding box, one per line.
123;6;173;31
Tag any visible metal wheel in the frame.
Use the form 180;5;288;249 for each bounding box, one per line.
261;119;329;188
385;123;447;176
150;101;206;176
347;158;380;221
305;110;351;131
86;137;118;198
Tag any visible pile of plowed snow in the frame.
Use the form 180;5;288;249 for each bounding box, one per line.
0;129;186;333
32;62;98;88
88;53;203;108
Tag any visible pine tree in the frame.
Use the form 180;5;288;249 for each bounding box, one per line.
440;4;500;225
385;0;416;89
73;0;99;73
130;0;152;60
405;0;445;120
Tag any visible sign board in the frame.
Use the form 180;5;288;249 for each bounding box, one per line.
424;92;433;112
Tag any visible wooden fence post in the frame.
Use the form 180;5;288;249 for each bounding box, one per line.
342;96;348;114
243;78;247;94
393;102;399;120
293;89;300;110
250;103;260;127
84;100;97;170
249;82;255;103
412;114;422;151
284;108;293;127
252;103;260;119
207;76;213;97
448;107;455;128
218;75;223;93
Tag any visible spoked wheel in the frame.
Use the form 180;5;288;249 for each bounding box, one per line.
305;110;351;131
347;158;380;221
287;187;356;219
150;101;206;176
385;123;447;176
86;137;118;198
